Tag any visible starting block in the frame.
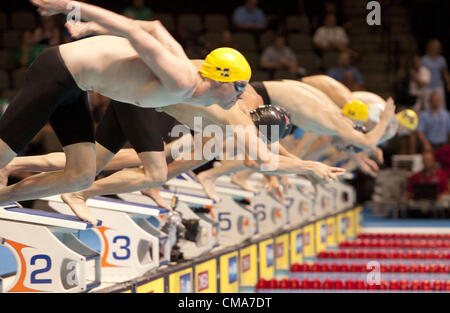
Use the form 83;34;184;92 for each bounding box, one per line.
39;195;168;283
275;175;317;223
331;180;356;213
118;189;219;259
281;176;316;226
0;203;101;293
165;175;257;246
314;184;336;218
225;173;289;234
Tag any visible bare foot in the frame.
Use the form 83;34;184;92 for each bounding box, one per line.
197;172;221;203
0;167;10;186
61;193;98;226
141;188;172;211
230;174;257;193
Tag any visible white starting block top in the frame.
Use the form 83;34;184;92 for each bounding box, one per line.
141;188;215;206
166;175;255;199
41;195;166;216
0;203;100;230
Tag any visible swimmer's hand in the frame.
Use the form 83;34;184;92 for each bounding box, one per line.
30;0;69;16
264;176;284;204
380;97;396;122
65;21;97;39
304;161;346;183
353;153;379;177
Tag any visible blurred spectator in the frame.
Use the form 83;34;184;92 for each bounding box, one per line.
320;0;350;30
312;13;349;53
343;70;364;91
406;151;448;200
232;0;267;32
34;16;61;46
260;34;301;76
122;0;154;20
202;30;241;56
327;51;364;88
220;30;234;48
408;54;431;112
421;39;450;109
434;144;450;178
15;31;46;68
417;91;450;152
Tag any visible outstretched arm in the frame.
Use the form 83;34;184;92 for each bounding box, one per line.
66;19;188;59
31;0;197;93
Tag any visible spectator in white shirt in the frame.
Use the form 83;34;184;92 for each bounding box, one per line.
409;55;431;112
313;13;349;51
260;34;300;76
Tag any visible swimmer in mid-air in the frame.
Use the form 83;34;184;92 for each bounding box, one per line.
0;0;255;207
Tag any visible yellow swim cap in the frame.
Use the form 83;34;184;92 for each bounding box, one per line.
200;47;252;82
397;109;418;131
342;100;369;122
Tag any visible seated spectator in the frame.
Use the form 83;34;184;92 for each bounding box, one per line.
417;91;450;152
434;144;450;178
232;0;267;32
343;70;363;91
260;34;301;77
33;16;61;46
408;54;431;112
122;0;154;20
313;13;349;53
422;39;450;109
201;30;241;59
220;30;234;48
321;0;350;31
327;51;364;87
15;31;46;68
406;151;448;200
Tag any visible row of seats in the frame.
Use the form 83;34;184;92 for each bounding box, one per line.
339;239;450;249
317;249;450;260
0;11;312;34
358;233;450;240
256;278;450;291
290;263;449;273
204;31;314;52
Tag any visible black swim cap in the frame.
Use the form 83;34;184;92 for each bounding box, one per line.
250;105;293;143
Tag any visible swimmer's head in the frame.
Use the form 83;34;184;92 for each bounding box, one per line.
200;47;252;109
200;47;252;83
341;100;369;123
250;105;293;143
396;109;418;134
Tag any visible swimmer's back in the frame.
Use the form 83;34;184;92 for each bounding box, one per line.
58;35;181;107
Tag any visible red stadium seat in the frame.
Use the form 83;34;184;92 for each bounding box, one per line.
344;280;355;290
389;280;400;290
268;278;279;289
290;278;301;289
355;280;366;290
334;280;344;290
302;278;311;289
279;278;291;289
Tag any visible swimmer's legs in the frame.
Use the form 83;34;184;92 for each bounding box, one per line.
0;142;96;205
62;151;168;220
